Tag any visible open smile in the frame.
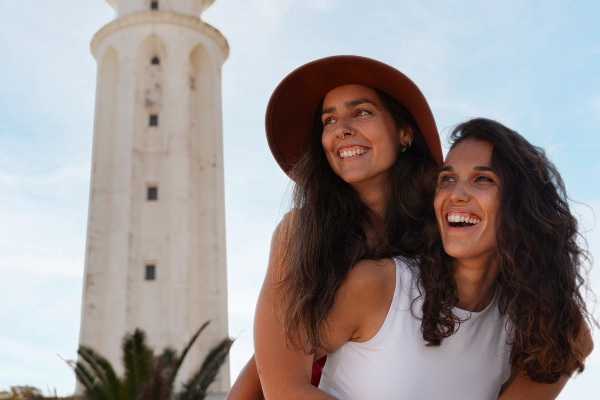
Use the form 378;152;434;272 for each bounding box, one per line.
338;145;369;159
446;212;481;228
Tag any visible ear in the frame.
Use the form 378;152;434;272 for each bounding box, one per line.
398;126;414;146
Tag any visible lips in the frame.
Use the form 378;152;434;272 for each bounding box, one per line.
446;212;481;227
338;145;369;159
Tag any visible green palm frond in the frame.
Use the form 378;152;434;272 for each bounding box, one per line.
138;357;172;400
177;337;234;400
65;348;121;400
78;346;120;388
77;347;121;400
67;321;231;400
122;329;153;399
157;347;177;380
65;359;96;393
158;347;177;365
166;320;211;389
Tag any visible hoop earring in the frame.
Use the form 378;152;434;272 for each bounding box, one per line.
401;140;412;152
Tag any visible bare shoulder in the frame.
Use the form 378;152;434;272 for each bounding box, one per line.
342;258;397;321
325;258;397;345
342;257;397;297
271;213;292;244
262;215;293;282
578;319;594;358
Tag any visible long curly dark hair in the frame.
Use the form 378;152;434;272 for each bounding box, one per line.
278;89;438;353
418;118;592;382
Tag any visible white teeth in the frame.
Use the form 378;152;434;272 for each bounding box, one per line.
339;148;367;158
446;214;481;225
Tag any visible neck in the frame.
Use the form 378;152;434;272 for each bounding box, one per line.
453;255;498;312
353;178;391;220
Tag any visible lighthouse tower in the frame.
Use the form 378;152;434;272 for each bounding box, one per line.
79;0;229;394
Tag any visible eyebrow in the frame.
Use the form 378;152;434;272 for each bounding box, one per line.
322;98;377;115
439;165;495;172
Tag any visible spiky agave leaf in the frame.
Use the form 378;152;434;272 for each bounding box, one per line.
121;328;153;399
177;337;234;400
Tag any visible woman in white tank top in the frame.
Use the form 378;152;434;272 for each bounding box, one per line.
318;120;594;399
227;58;594;399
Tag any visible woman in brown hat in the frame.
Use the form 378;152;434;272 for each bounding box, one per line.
253;55;441;398
227;57;593;399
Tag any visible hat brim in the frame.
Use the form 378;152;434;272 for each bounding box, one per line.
265;55;442;174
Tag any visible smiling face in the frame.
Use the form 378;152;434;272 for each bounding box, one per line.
320;84;411;193
434;138;501;266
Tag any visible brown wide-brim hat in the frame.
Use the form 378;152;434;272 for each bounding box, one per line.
266;55;442;175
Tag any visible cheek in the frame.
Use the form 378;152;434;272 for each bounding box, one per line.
321;134;339;171
321;130;335;151
485;194;501;221
433;191;445;217
381;126;401;149
376;132;400;163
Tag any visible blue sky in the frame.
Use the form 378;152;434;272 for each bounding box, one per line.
1;0;599;398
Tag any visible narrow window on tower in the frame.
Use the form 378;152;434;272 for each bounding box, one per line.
149;113;159;126
147;185;158;200
150;1;159;10
151;56;160;65
145;264;156;280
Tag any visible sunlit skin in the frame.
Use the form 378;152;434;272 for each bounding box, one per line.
434;138;501;311
230;136;575;400
321;84;412;216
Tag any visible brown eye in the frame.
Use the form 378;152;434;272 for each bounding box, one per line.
475;175;495;184
323;116;336;126
437;174;454;188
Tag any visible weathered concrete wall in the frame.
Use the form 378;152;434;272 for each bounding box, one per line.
79;1;229;394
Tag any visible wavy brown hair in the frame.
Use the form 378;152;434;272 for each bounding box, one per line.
278;89;438;353
418;118;592;382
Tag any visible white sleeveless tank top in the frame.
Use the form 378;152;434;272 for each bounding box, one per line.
319;257;512;400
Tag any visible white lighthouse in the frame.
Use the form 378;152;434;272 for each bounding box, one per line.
79;0;229;395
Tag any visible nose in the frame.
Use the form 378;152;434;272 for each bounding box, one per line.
449;180;470;203
335;124;354;140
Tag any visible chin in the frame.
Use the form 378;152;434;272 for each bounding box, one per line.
441;241;474;260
